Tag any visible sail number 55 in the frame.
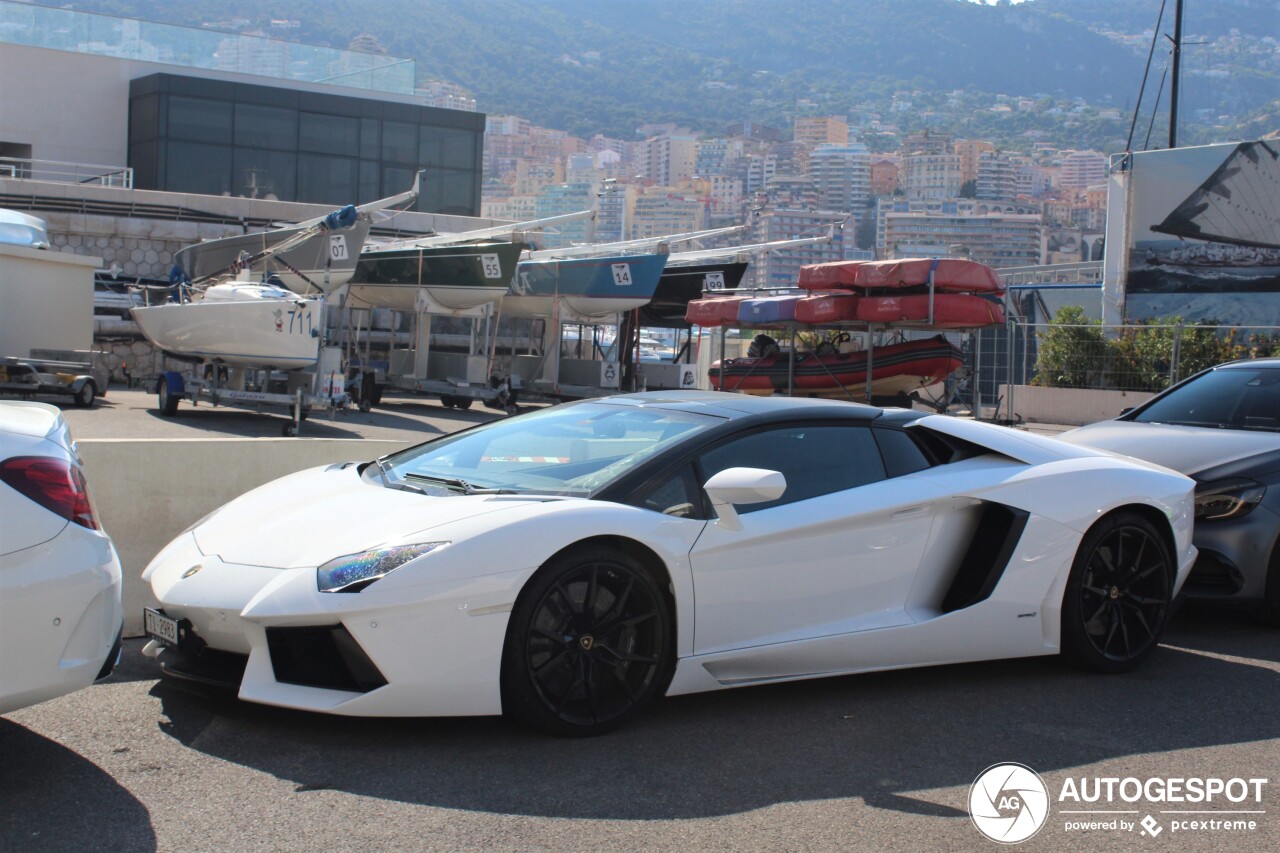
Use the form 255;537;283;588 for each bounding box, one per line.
480;254;502;279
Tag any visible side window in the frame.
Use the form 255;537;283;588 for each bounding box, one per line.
631;464;702;518
873;427;934;477
697;425;886;513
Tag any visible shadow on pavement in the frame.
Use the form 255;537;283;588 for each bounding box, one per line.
149;615;1280;822
0;720;157;852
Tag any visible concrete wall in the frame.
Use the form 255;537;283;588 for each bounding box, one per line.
0;244;100;356
78;438;414;636
1001;384;1154;427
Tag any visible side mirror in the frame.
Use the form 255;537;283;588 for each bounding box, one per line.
703;467;786;530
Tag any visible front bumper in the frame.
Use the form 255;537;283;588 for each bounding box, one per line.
1183;504;1279;602
145;533;533;717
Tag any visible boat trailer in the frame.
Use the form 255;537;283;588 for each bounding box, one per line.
154;347;349;436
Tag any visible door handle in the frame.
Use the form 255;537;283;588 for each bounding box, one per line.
891;505;929;519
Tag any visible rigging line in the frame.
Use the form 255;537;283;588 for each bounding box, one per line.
1127;0;1168;152
1143;58;1171;151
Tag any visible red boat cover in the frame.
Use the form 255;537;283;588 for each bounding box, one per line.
685;296;746;326
855;294;1006;328
798;258;1004;294
795;292;860;324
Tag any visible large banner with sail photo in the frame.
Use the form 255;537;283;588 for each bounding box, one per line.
1123;139;1280;325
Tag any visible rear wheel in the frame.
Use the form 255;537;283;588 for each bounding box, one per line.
1061;512;1173;672
501;546;674;736
73;383;96;408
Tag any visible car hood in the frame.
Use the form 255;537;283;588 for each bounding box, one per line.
1060;421;1280;478
193;464;554;569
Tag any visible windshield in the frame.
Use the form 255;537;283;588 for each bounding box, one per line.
379;401;721;496
1132;366;1280;431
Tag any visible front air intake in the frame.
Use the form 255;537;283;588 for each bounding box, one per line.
266;625;387;693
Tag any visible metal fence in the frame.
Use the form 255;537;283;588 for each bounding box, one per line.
0;156;133;189
973;320;1280;422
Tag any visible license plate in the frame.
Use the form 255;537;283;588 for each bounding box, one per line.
144;608;180;647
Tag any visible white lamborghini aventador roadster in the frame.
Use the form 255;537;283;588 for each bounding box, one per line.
142;392;1197;735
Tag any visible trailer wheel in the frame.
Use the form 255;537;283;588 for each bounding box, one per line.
158;381;179;416
358;398;372;413
440;395;456;409
73;383;97;408
282;422;297;437
454;397;473;410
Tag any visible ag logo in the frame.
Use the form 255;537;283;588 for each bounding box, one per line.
969;763;1050;844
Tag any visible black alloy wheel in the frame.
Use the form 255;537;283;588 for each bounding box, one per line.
502;546;673;736
1061;512;1173;672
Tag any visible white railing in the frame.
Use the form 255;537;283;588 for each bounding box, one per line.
0;157;133;189
997;261;1103;286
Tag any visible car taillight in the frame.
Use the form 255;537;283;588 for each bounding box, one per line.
0;456;100;530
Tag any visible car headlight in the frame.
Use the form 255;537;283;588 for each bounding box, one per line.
316;542;448;593
1194;478;1266;521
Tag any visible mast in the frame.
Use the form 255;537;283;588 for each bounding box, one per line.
1169;0;1183;148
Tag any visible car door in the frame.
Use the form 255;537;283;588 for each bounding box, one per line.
687;423;948;656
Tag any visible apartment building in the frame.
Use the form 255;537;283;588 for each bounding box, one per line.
953;139;996;186
1058;149;1108;190
807;143;872;214
793;116;849;149
975;151;1017;201
746;209;868;289
881;211;1043;268
534;182;594;247
630;188;708;240
899;152;962;199
870;157;899;197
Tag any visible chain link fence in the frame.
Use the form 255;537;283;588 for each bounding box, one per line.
973;320;1280;424
1006;321;1280;391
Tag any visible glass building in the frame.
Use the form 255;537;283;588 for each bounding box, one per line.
128;73;484;214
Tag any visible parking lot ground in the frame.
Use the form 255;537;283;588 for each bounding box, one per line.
54;386;513;443
55;386;1072;443
3;606;1278;852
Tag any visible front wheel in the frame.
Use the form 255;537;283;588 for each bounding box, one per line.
73;383;96;408
1060;512;1173;672
1255;547;1280;628
501;546;674;736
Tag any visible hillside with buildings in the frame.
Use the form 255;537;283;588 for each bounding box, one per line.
65;0;1279;152
22;0;1278;292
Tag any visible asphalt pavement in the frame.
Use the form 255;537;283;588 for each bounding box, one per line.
56;386;515;443
3;607;1279;852
9;386;1254;852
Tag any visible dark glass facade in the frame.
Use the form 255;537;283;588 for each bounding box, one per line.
128;74;483;215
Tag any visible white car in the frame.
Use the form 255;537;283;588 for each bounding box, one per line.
143;392;1197;735
1;401;123;714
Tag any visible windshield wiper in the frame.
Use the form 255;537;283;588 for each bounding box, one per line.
403;473;516;495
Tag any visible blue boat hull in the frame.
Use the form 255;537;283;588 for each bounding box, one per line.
506;253;669;318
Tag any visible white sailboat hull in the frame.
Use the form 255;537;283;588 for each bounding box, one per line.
132;297;324;370
345;283;503;312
